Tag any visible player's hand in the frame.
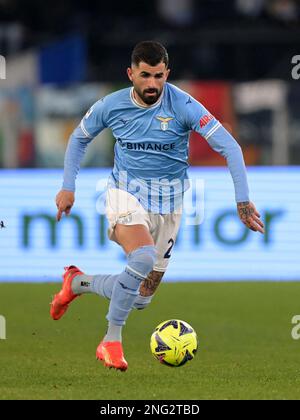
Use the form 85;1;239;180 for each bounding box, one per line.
237;201;265;234
55;190;75;222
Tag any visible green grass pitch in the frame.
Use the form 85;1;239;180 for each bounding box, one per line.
0;282;300;400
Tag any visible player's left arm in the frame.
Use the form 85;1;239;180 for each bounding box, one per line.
184;97;264;234
204;124;264;234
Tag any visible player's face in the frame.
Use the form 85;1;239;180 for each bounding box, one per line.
127;62;170;106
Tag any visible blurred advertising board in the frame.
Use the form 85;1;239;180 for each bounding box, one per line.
0;167;299;282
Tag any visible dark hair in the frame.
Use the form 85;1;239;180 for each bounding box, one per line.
131;41;169;68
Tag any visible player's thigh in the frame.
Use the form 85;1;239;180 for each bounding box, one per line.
114;224;154;254
106;188;154;254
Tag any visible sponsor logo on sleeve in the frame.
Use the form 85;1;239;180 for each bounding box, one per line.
200;114;214;128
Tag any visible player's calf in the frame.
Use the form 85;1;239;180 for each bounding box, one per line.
139;271;164;297
106;245;157;326
133;271;165;310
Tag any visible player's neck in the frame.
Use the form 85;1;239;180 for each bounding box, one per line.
132;88;162;108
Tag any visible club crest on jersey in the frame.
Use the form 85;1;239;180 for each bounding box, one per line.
156;116;174;131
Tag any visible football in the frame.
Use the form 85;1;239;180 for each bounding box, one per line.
150;319;198;367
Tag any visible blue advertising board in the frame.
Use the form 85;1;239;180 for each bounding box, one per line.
0;167;299;282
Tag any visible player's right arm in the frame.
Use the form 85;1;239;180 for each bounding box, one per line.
56;98;108;221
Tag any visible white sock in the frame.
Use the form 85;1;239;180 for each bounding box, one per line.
104;323;122;342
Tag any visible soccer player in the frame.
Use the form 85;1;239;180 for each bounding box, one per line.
51;41;264;371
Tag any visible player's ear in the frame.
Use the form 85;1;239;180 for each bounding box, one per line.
166;68;170;80
127;67;133;82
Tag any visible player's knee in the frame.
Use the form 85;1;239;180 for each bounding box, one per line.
127;245;157;279
133;294;153;310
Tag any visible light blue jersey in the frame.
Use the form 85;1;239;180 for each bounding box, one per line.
63;82;249;213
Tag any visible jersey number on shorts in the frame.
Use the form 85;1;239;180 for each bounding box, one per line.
164;239;174;259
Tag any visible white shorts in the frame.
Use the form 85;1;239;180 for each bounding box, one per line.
105;188;182;272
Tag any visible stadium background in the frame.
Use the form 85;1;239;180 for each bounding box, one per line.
1;0;300;282
1;0;300;401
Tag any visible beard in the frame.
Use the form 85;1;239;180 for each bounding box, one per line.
134;87;162;105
